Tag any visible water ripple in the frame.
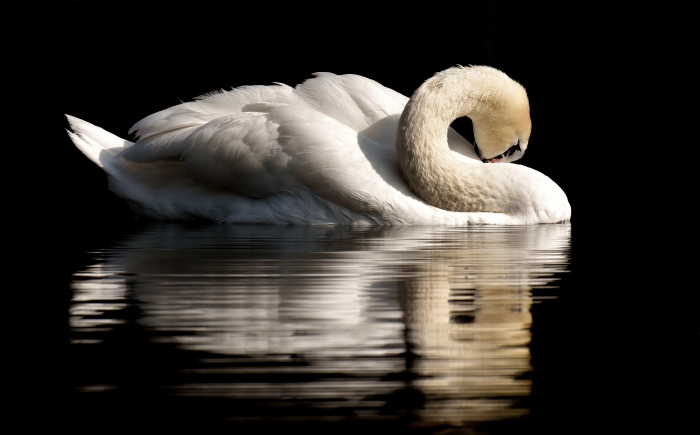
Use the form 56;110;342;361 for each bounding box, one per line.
69;223;570;431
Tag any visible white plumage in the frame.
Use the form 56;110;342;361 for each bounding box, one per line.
66;67;571;225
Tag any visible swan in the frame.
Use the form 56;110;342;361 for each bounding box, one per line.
66;65;571;225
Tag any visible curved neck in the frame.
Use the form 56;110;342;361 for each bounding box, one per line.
395;68;502;212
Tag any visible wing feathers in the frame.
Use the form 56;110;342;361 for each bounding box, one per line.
105;73;475;220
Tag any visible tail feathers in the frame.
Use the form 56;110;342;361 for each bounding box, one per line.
66;115;134;168
66;114;199;217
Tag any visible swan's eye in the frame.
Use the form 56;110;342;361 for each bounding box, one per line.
503;141;521;157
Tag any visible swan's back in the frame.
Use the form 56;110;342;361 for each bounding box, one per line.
124;74;404;161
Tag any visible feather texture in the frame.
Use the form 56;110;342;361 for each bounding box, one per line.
66;68;571;225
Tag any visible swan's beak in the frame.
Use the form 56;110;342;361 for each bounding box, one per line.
480;141;524;163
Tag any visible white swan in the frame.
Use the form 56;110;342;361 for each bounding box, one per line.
66;66;571;225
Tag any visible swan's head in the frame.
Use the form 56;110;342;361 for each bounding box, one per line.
469;69;532;164
473;117;531;163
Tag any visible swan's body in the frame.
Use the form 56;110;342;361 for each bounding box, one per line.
66;66;570;225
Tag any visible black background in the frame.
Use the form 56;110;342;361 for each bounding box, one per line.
24;2;693;434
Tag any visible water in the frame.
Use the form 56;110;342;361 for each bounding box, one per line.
60;223;575;433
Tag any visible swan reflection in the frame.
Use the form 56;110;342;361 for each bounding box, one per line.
70;224;570;427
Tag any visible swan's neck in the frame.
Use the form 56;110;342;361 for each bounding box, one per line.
396;67;510;212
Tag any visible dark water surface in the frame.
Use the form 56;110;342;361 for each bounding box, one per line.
58;223;579;433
